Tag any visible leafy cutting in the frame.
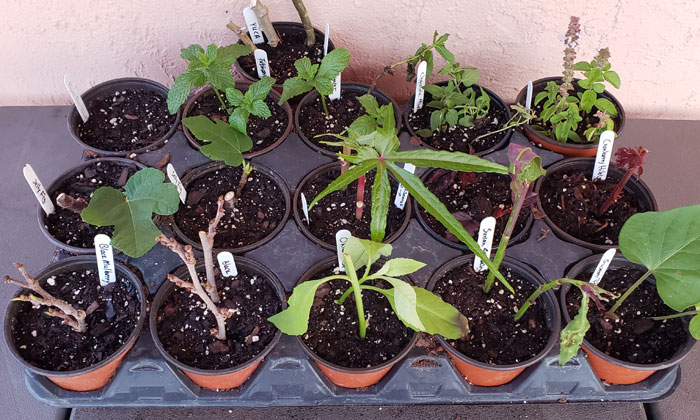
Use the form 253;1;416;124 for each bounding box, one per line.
224;77;275;135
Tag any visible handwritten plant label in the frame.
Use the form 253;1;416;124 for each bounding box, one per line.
94;234;116;286
217;252;238;277
335;229;352;271
254;49;270;78
166;163;187;204
301;192;310;225
64;74;89;123
324;23;330;55
330;73;341;101
23;164;55;215
412;60;428;113
243;6;265;44
473;217;496;272
592;130;615;181
393;163;416;209
525;80;533;109
589;248;616;286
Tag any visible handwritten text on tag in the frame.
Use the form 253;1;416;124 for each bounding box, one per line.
254;49;270;78
166;163;187;204
412;61;428;113
64;75;89;123
94;234;116;286
394;163;416;209
217;252;238;277
473;217;496;272
590;248;616;286
592;130;615;181
335;229;352;271
23;164;55;215
243;7;265;44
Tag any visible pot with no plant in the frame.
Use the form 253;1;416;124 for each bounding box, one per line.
269;235;468;388
3;256;146;391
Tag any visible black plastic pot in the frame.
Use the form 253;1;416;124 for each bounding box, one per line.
294;82;402;157
38;157;146;255
182;83;293;158
150;257;286;390
403;81;513;156
514;77;626;158
4;256;147;391
292;162;412;250
561;254;695;384
413;167;533;252
534;157;658;252
172;161;291;254
426;255;561;386
67;77;181;157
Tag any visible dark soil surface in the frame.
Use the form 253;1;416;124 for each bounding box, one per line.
76;88;175;152
297;167;408;246
186;90;288;153
45;161;139;248
11;269;140;371
407;90;508;154
433;262;550;364
298;89;391;154
157;266;281;370
301;264;413;368
418;170;529;246
174;166;287;249
539;165;646;246
566;265;688;365
238;26;326;85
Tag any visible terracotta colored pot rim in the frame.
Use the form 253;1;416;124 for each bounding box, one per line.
172;160;291;254
561;254;696;371
294;82;403;157
534;157;658;252
292;161;412;250
426;254;561;371
403;81;513;157
4;256;147;378
181;83;293;158
150;256;286;377
37;157;146;255
67;77;182;157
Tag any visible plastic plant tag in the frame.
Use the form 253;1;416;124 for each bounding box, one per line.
94;234;116;286
324;23;330;56
301;192;310;225
64;74;89;123
243;6;265;44
166;163;187;204
329;73;341;101
254;49;270;78
525;80;533;109
592;130;615;181
335;229;352;271
393;163;416;209
217;252;238;277
412;60;428;113
472;217;496;272
23;164;55;215
589;248;616;286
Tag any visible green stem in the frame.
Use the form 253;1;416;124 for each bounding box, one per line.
212;87;227;111
472;112;533;143
320;95;329;115
343;253;367;339
608;270;653;315
335;264;371;306
651;310;700;321
367;40;442;93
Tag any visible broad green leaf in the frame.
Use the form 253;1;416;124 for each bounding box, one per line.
594;98;618;117
205;44;217;62
375;258;426;277
580;89;597;113
555;122;569;142
294;57;318;81
316;48;350;80
229;107;248;134
246;76;275;102
690;314;700;340
385;149;508;173
225;88;245;107
593;83;606;93
604;71;621;89
182;115;252;166
344;236;392;269
370;163;390;242
445;109;458;126
423;84;445;97
460;69;480;87
358;94;380;117
435;44;455;65
430;110;442;131
278;77;313;104
379;276;425;331
215;44;252;67
203;66;236;91
308;160;378;209
167;70;205;114
311;77;335;96
559;293;590;365
250;100;271;118
574;61;591;71
348;115;377;138
619;205;700;311
268;278;333;335
377;103;396;132
424;49;434;79
181;44;205;66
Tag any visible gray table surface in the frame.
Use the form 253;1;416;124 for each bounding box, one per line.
0;106;698;420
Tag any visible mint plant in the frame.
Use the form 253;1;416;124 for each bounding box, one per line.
268;236;469;339
598;146;648;215
224;76;275;135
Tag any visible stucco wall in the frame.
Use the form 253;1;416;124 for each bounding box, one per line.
1;0;699;119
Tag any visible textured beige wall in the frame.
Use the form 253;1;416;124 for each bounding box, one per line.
1;0;699;119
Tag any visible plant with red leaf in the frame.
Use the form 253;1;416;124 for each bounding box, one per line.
598;146;649;215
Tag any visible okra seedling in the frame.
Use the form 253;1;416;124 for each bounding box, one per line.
598;146;648;215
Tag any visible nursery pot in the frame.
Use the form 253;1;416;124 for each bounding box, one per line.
561;254;695;385
172;160;291;254
413;167;533;252
182;83;293;158
427;255;561;386
67;77;181;157
150;257;285;390
294;257;419;388
534;157;657;252
514;76;626;158
294;82;403;157
292;162;412;250
403;81;513;156
4;256;147;392
38;157;146;254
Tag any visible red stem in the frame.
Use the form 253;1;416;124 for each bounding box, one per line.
355;175;366;220
598;169;634;215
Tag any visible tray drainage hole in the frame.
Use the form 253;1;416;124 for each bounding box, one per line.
129;362;164;372
410;358;440;368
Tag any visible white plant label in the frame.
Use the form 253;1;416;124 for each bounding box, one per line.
473;217;496;272
330;73;341;101
254;49;270;78
94;234;116;286
243;6;265;44
64;74;89;123
23;164;55;215
592;130;616;181
217;252;238;277
525;80;533;109
589;248;617;286
324;23;330;55
335;229;352;272
166;163;187;204
412;60;428;113
301;192;310;225
393;163;416;209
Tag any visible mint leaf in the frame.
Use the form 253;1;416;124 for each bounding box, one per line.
278;77;314;104
225;88;245;107
294;58;319;81
215;44;252;67
203;66;236;92
167;70;205;114
182;115;252;166
181;44;205;66
250;100;271;118
228;107;248;134
316;48;350;80
246;77;275;102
